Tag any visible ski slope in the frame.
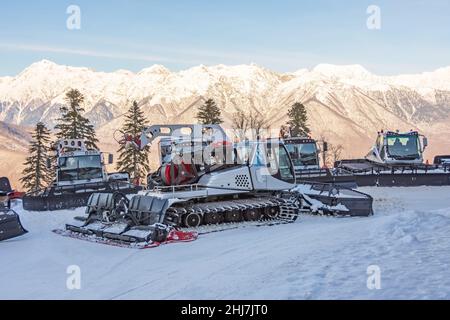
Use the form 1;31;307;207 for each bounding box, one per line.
1;187;450;300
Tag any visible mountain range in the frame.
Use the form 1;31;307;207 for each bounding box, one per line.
1;60;450;187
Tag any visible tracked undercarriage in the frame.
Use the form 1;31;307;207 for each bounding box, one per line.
165;194;301;226
62;181;372;248
63;191;303;246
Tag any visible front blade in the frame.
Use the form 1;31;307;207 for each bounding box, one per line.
297;183;374;217
0;210;28;241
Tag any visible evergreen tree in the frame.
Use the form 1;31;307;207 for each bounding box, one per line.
20;122;54;192
116;101;150;182
287;102;310;137
196;99;223;124
55;88;99;150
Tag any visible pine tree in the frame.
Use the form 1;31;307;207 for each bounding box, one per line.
287;102;311;137
196;99;223;124
20;122;55;192
55;88;99;150
116;101;150;182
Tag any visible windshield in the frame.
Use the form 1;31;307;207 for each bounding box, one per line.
386;135;420;159
58;155;103;182
261;143;295;183
285;143;318;166
274;145;295;182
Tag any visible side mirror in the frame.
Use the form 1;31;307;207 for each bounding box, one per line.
108;154;114;165
323;142;329;152
422;137;428;149
46;158;52;169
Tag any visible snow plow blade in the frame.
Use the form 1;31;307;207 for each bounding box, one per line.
297;182;374;217
352;173;450;187
335;159;450;187
0;209;28;241
22;182;142;211
62;193;197;248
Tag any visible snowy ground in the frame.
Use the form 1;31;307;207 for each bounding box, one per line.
1;186;450;300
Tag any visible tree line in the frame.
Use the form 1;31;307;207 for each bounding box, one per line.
196;98;311;139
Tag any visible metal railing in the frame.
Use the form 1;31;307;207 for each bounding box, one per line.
153;183;204;194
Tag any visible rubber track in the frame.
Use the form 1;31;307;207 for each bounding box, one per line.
167;196;300;234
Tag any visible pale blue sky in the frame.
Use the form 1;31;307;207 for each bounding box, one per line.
0;0;449;76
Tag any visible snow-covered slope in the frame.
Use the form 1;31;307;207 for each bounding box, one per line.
2;186;450;299
0;122;31;188
1;60;450;161
0;121;30;152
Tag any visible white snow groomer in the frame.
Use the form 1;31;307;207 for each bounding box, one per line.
0;178;27;241
63;125;373;248
335;130;450;186
22;139;141;211
282;136;357;188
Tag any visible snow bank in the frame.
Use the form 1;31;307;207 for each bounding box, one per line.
1;187;450;299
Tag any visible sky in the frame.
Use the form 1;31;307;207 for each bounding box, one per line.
0;0;449;76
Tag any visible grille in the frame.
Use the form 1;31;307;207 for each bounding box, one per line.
235;174;251;188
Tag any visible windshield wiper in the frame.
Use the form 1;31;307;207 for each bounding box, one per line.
390;154;419;159
300;155;316;161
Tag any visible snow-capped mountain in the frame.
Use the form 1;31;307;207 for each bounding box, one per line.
0;121;30;152
1;60;450;162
